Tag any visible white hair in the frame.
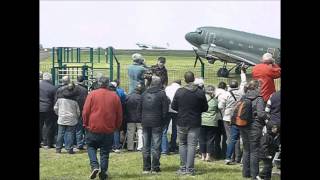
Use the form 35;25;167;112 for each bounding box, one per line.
261;53;275;63
194;78;205;87
42;72;52;81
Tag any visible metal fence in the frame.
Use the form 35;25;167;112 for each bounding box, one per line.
40;63;280;93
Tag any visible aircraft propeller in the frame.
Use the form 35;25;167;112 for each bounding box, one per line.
192;47;204;68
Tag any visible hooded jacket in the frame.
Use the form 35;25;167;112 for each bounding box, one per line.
243;89;266;125
139;86;169;127
171;83;208;127
54;87;80;126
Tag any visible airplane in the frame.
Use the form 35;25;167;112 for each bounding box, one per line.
136;42;169;50
185;26;280;77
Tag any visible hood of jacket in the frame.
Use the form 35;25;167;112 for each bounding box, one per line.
244;89;260;100
183;83;198;92
145;86;162;93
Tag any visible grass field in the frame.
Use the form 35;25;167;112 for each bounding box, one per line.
40;148;280;180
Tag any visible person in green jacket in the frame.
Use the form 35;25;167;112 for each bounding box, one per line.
200;85;221;161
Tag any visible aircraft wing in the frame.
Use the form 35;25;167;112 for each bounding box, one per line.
199;44;258;66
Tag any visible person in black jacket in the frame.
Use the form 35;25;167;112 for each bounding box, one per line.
125;84;143;151
238;80;266;180
39;72;57;148
171;71;208;176
139;76;169;174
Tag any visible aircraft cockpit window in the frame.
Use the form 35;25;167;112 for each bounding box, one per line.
195;29;202;34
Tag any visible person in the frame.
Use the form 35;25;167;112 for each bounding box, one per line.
74;75;88;150
214;81;228;159
172;71;208;176
223;67;247;164
39;71;43;80
40;72;57;148
258;121;280;180
252;53;281;102
82;75;123;180
110;79;127;153
162;79;181;154
194;78;204;90
125;84;143;151
139;76;169;174
238;80;266;179
199;85;220;162
128;53;147;94
54;82;80;154
150;57;168;88
265;90;281;126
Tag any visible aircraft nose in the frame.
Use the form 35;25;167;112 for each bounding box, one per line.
185;32;193;43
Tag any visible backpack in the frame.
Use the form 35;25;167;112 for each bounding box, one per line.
231;97;253;127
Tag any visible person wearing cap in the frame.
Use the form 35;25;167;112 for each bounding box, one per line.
150;57;168;88
82;75;123;180
40;72;57;148
128;53;147;94
252;53;281;103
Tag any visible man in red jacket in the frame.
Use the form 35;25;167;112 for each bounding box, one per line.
82;75;123;180
252;53;281;102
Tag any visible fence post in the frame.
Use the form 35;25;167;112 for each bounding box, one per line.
98;48;100;63
90;48;93;64
108;47;113;81
201;62;205;78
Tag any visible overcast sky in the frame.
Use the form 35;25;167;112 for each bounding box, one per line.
40;0;280;50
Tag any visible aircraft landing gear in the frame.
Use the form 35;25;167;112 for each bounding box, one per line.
217;62;229;77
217;67;229;77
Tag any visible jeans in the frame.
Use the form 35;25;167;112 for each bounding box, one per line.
86;130;113;179
260;158;273;180
56;125;76;152
161;122;170;154
177;126;200;171
226;125;242;162
169;113;178;151
113;130;121;149
199;126;218;154
240;121;263;178
40;112;56;147
127;123;143;151
75;118;85;148
142;126;162;171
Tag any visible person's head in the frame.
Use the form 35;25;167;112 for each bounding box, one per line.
150;76;161;88
42;72;52;81
134;83;143;94
218;81;227;90
61;76;70;85
67;81;75;91
132;53;145;64
157;57;166;68
173;79;181;85
194;78;205;89
97;75;110;88
247;80;260;91
77;75;85;83
184;71;195;83
205;85;216;97
261;53;275;64
229;79;239;88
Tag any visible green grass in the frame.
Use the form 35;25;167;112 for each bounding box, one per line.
41;148;243;180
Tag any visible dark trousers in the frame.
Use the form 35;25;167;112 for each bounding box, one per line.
213;120;227;159
40;112;56;147
86;131;113;179
199;126;218;154
161;112;178;153
240;121;263;178
142;126;162;171
260;158;273;180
